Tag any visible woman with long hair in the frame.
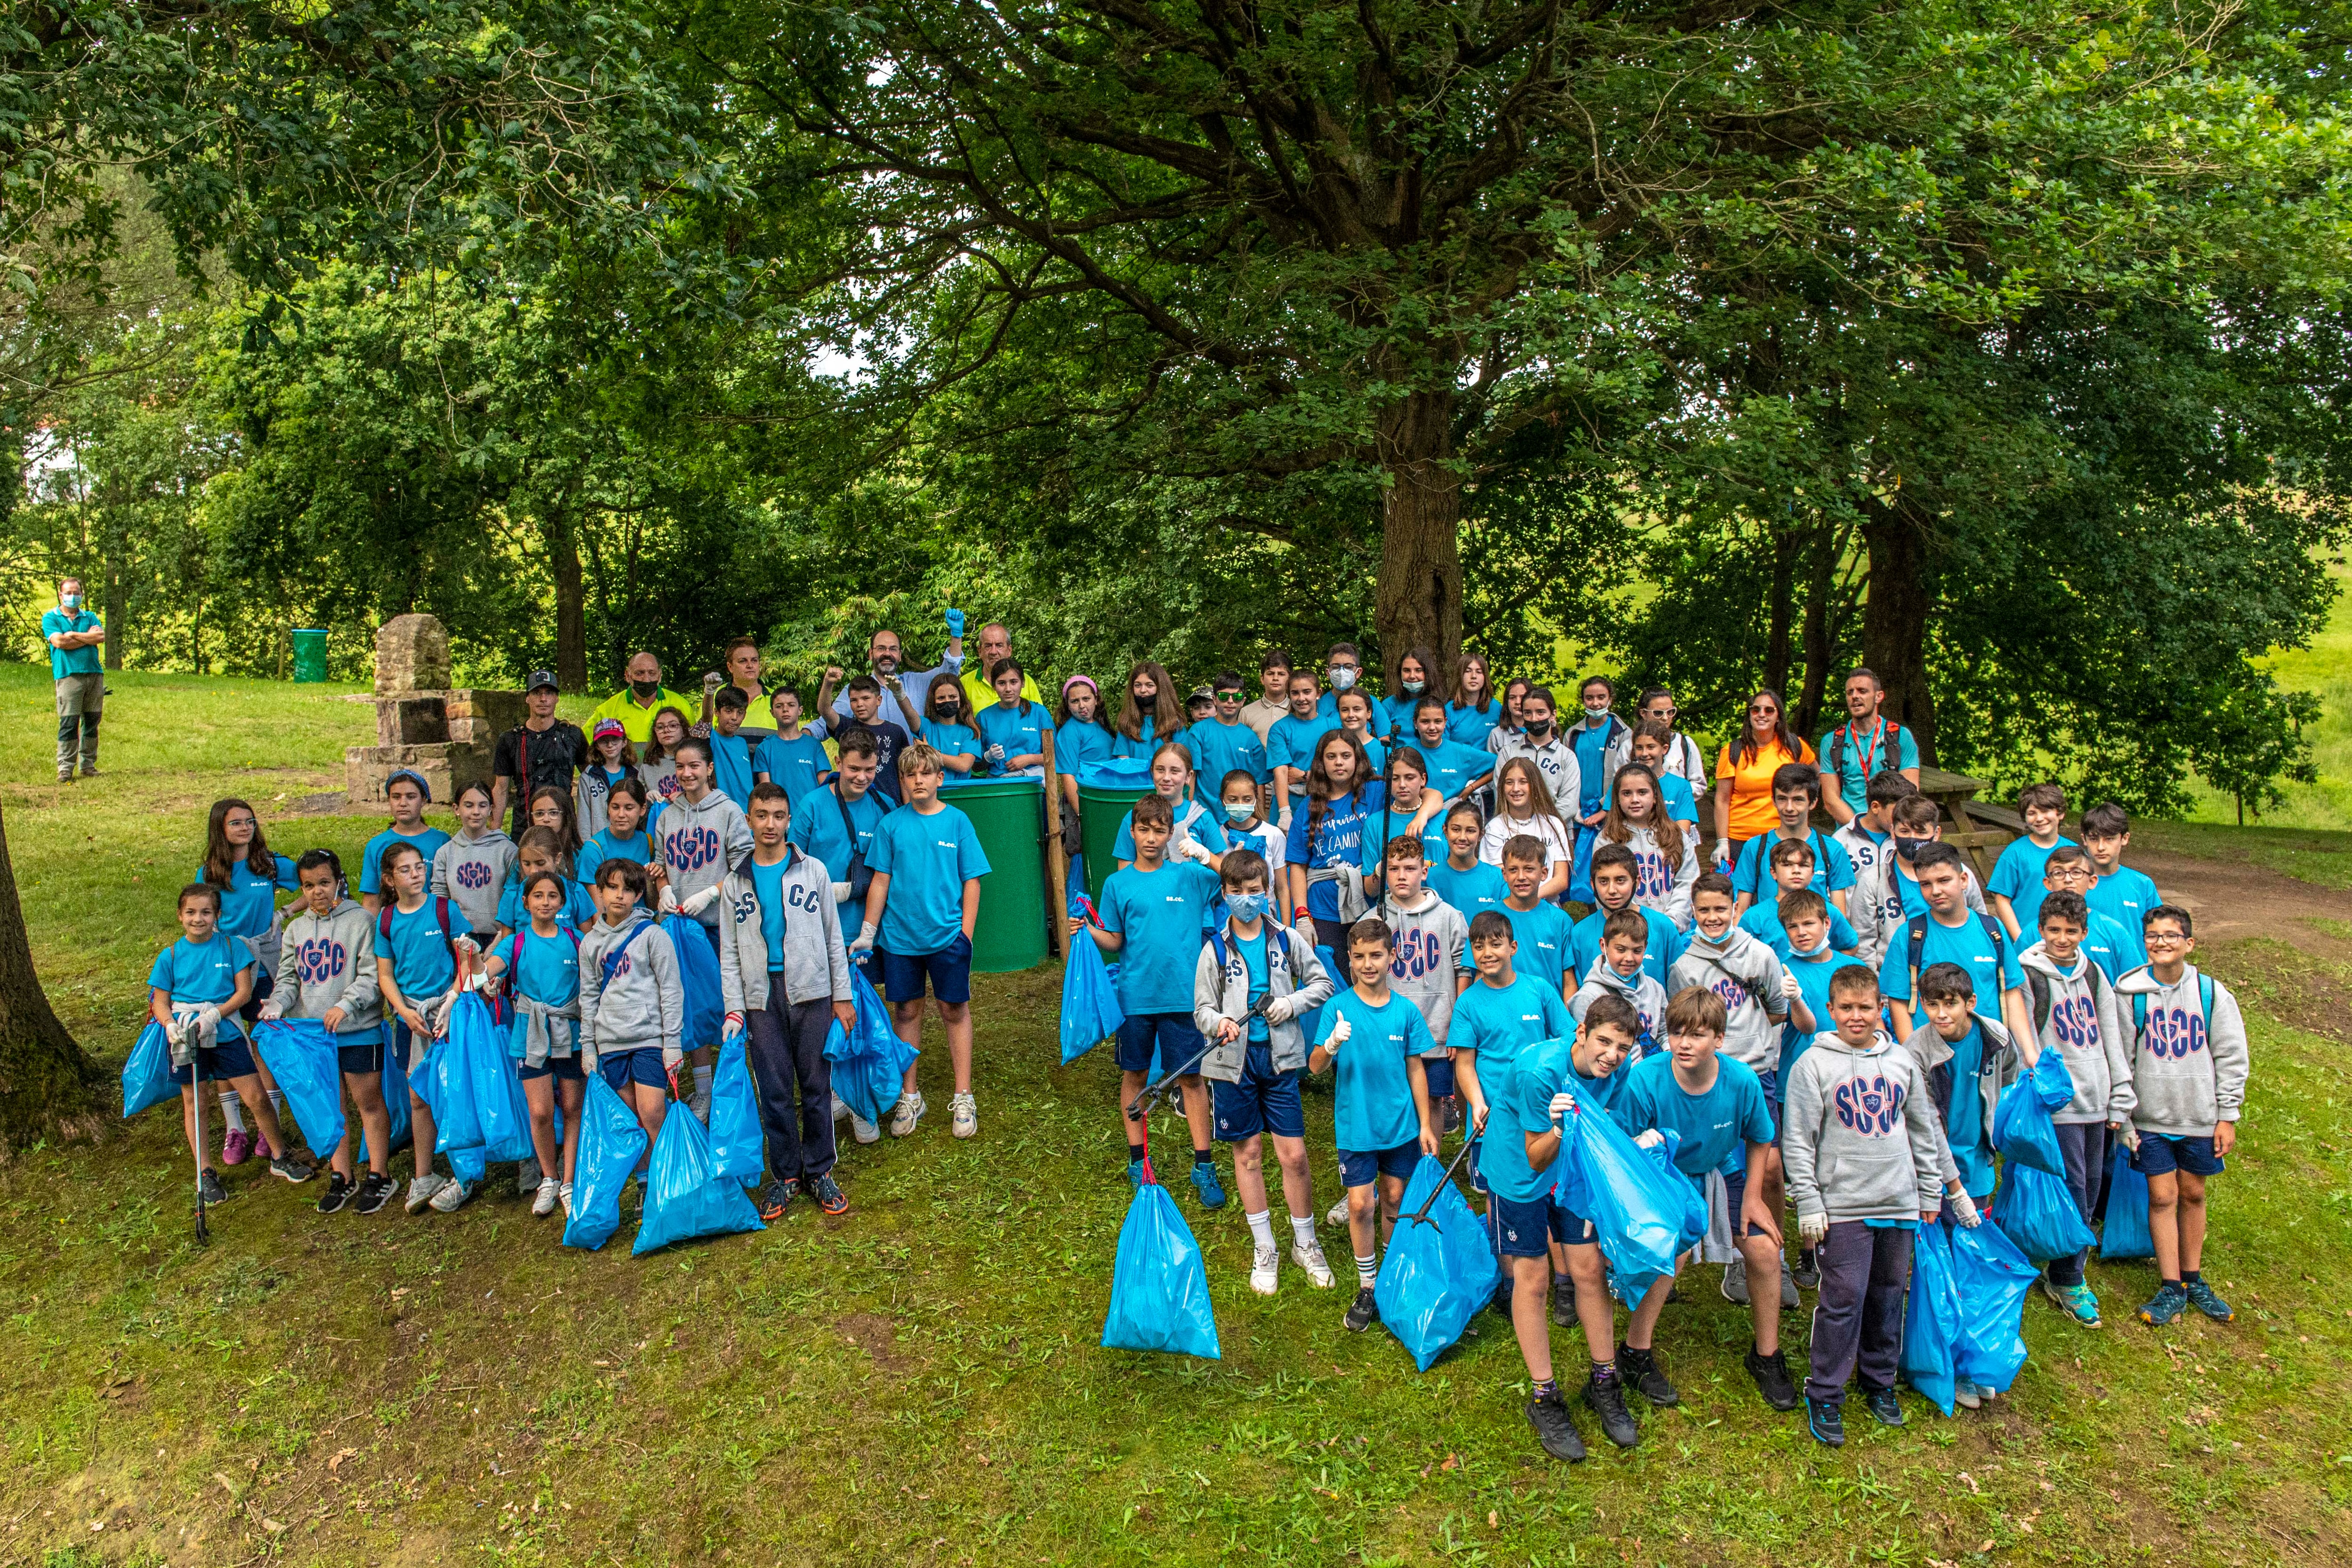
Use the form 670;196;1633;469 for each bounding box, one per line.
1602;762;1696;931
1713;686;1814;866
1383;646;1440;735
1447;653;1501;748
1285;729;1384;953
1477;756;1573;902
637;706;692;805
1110;660;1185;761
1112;739;1228;872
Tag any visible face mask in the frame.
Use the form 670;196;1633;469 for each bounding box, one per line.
1893;834;1931;862
1224;800;1256;824
1526;718;1552;738
631;679;660;699
1228;892;1270;924
1401;679;1425;695
60;594;81;610
1329;666;1359;691
1584;703;1610;721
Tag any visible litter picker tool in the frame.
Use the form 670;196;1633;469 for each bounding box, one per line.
183;1019;210;1246
1401;1130;1481;1231
1123;992;1271;1124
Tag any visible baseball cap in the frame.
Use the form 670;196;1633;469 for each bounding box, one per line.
592;717;625;741
526;669;559;694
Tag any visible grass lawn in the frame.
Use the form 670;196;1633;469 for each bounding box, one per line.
3;667;2350;1567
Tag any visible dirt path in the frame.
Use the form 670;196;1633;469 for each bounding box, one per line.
2133;847;2352;961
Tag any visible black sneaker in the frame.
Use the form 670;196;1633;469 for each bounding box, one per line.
1550;1279;1579;1329
754;1178;797;1221
1617;1343;1679;1408
1794;1246;1821;1290
1746;1347;1801;1412
1863;1386;1906;1427
315;1173;355;1215
1343;1287;1380;1332
197;1169;228;1206
268;1152;316;1184
810;1172;849;1215
1525;1393;1585;1463
1584;1370;1640;1448
1807;1394;1846;1448
353;1172;397;1215
1439;1097;1463;1136
1489;1280;1515;1318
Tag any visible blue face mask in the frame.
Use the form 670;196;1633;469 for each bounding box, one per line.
59;594;81;610
1329;666;1359;691
1224;800;1256;824
1401;679;1425;694
1228;892;1270;924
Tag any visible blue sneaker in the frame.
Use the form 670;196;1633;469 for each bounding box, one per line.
1806;1395;1846;1448
2042;1277;2103;1327
1189;1160;1228;1210
2185;1279;2234;1322
2137;1281;2189;1326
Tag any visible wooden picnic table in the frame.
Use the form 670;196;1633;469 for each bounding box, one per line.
1917;766;2014;882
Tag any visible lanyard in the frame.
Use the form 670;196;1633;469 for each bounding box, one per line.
1844;718;1887;779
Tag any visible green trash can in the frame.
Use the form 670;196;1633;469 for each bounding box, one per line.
291;628;331;683
948;776;1051;974
1078;775;1154;909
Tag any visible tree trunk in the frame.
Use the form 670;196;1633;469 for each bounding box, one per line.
1374;388;1465;690
546;509;588;692
1764;525;1798;698
1795;520;1840;738
1859;495;1937;766
0;800;102;1152
103;528;126;671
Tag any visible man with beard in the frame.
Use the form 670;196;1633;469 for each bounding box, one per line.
821;618;965;734
589;651;697;745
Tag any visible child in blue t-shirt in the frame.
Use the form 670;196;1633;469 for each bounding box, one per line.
198;796;301;1161
150;883;311;1199
1569;843;1684;989
858;745;992;1139
1406;696;1495;804
1986;780;2074;941
708;688;760;811
753;689;831;808
372;839;472;1213
1216;769;1288;881
1333;688;1387;779
1188;674;1271;796
921;680;986;787
1878;844;2030;1045
1311;917;1439;1334
1495;836;1575;994
496;829;598;934
1449;909;1575;1132
1740;839;1860;959
2039;846;2138;978
973;661;1050;779
1775;888;1872;1095
482;871;584;1217
1428;801;1510;923
575;777;659;901
1112;740;1229;869
1731;763;1854;917
1363;746;1450;894
359;769;452;912
2079;801;2162;969
1283;735;1384;953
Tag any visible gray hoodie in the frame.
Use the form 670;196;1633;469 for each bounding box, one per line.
1782;1030;1958;1226
575;909;685;1066
1568;956;1667;1053
431;827;517;938
1905;1015;2023;1159
2112;962;2248;1137
716;847;854;1014
2018;939;2134;1125
1191;918;1335;1080
1669;926;1788;1073
1375;890;1468;1051
271;897;382;1036
654;787;754;927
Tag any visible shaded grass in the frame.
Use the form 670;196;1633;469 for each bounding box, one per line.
1;671;2348;1564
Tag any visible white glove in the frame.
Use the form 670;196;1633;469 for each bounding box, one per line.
1323;1015;1352;1049
1948;1189;1982;1228
662;1045;684;1072
469;969;493;993
1176;839;1211;863
850;921;877;956
680;884;721;917
1633;1128;1664;1150
1780;971;1802;1000
257;999;285;1022
431;990;460;1037
829;881;853;903
453;934;481;958
1712;844;1731;871
1262;994;1298;1024
1798;1210;1829;1246
724;1011;745;1036
195;1005;223;1032
984;744;1006;764
1549;1092;1576;1125
657;884;681;915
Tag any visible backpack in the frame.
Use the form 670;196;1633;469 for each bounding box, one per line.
2025;958;2109;1037
1830;716;1907;784
1906;912;2007;1006
829;784;876;906
2130;974;2215;1043
378;897;461;979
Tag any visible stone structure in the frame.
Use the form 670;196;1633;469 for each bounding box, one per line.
344;614;526;804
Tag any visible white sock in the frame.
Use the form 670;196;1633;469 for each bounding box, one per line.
693;1063;714;1099
1246;1209;1275;1250
218;1091;246;1134
1354;1253;1378;1288
267;1089;287;1119
1290;1214;1318;1249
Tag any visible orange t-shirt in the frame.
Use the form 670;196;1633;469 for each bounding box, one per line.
1715;736;1819;841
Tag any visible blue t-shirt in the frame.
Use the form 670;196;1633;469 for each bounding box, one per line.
1817;717;1921;816
748;856;795;970
148;934;254;1039
372;900;460;1000
1568;904;1684;990
1568;719;1619;817
1732;828;1855;905
1266;713;1333;777
1498;900;1575;992
1778;947;1874;1082
1614;1052;1776;1179
41;608;103;678
787;784;888;917
2085;866;2161;970
973;701;1050;776
867;802;992;954
1449;974;1573;1079
575;829;653;896
2075;909;2140;982
1113;798;1230;863
1316;689;1391;737
1108;716;1184;763
1381;693;1432;735
923;721;988;786
1987;836;2077;934
1406;738;1495;803
496;875;596;932
1478;1034;1625;1204
1053;717;1116;778
1942;1022;1994;1196
360;825;453;897
1285;785;1385;923
1364;801;1449;874
708;732;758;812
1446;701;1502;749
205;855;299;953
1186;718;1269;790
1428;857;1510;922
1878;910;2022;1022
1604;769;1699;825
507;924;582;1007
754;730;831;807
1317;988;1435;1154
1349;733;1388;779
1238;930;1271;1042
1740;899;1860;962
1099;860;1223;1014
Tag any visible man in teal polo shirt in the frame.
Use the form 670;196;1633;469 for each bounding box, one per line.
42;577;105;783
588;650;698;744
1817;668;1921;825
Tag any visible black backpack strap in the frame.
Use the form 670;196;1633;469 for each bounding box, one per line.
2026;970;2051;1035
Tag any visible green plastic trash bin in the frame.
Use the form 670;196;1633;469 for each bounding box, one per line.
1078;776;1154;909
949;776;1051;974
291;628;331;683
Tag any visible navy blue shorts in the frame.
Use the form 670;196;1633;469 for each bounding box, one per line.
1210;1044;1303;1141
1117;1011;1205;1076
1337;1141;1420;1189
237;967;275;1023
880;934;972;1005
1490;1190;1595;1256
1722;1168;1776;1239
389;1017;424;1076
336;1027;385;1077
171;1033;258;1085
519;1054;586;1082
598;1047;668;1092
1754;1067;1783;1143
1422;1054;1456;1100
2131;1132;2225;1177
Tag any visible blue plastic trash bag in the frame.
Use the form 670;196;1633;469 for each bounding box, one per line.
707;1033;765;1186
1951;1218;2037;1393
563;1073;650;1250
663;915;726;1051
251;1019;347;1156
1295;943;1338;1049
1991;1052;2073;1178
1899;1225;1962;1416
824;967;917;1127
1557;1104;1702;1300
1991;1161;2096;1263
1079;759;1156;791
1100;1181;1220;1358
1375;1156;1501;1370
363;1032;412;1166
445;994;533;1163
1059;932;1125;1065
122;1021;177;1118
632;1092;765;1255
2099;1144;2154;1260
409;1032;489;1185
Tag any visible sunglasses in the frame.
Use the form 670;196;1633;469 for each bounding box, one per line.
1215;690;1243;700
1749;704;1779;716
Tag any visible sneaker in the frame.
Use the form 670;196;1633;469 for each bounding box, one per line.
1863;1386;1906;1427
405;1173;445;1213
950;1092;978;1139
1807;1395;1847;1448
428;1176;477;1213
2043;1276;2103;1327
2185;1279;2234;1323
1291;1237;1335;1288
1249;1243;1281;1296
79;763;98;778
1326;1196;1351;1227
2137;1281;2190;1327
354;1172;397;1215
197;1169;228;1206
850;1112;880;1145
531;1178;561;1218
557;1181;573;1218
831;1093;850;1122
888;1091;926;1138
1343;1286;1380;1332
1779;1255;1798;1309
1745;1347;1800;1412
221;1126;255;1167
1525;1393;1586;1463
1438;1097;1463;1136
689;1089;712;1124
268;1152;316;1184
810;1172;848;1215
316;1173;355;1214
1953;1379;1982;1410
1721;1255;1749;1305
1583;1371;1640;1449
1617;1344;1678;1408
1794;1247;1821;1289
56;768;72;785
754;1178;796;1221
1551;1281;1580;1330
1189;1161;1227;1210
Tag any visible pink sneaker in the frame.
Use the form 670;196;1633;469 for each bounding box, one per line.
220;1126;255;1166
